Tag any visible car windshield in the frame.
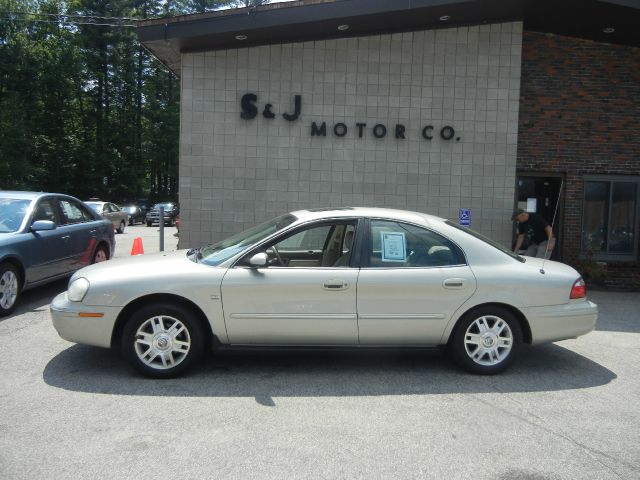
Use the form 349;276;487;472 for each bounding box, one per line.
0;198;31;233
153;203;173;210
445;220;525;263
85;202;101;212
198;214;298;266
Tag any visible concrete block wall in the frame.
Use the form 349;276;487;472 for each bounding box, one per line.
179;22;523;248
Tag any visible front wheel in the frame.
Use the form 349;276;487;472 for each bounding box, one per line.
121;303;205;378
449;306;522;374
0;263;20;317
146;221;152;227
117;221;126;234
92;245;109;264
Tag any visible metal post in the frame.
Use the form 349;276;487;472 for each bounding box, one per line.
159;207;165;252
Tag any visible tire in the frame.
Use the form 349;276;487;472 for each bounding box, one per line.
117;221;126;234
92;245;109;264
0;263;21;317
449;306;522;374
121;303;205;378
146;221;152;227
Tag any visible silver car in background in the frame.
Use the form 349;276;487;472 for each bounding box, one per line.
84;200;129;234
0;191;115;316
50;207;596;378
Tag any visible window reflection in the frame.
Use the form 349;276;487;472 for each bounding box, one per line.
610;183;637;254
583;182;609;252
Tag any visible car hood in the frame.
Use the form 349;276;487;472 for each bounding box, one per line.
73;250;227;307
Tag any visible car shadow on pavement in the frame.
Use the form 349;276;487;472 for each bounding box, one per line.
0;279;67;323
43;343;616;404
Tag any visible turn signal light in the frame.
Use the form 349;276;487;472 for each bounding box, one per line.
570;278;587;299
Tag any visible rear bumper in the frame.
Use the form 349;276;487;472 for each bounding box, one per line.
50;292;120;348
523;300;598;344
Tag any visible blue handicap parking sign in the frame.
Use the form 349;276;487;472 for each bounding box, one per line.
459;208;471;226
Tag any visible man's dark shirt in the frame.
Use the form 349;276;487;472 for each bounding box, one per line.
517;213;549;245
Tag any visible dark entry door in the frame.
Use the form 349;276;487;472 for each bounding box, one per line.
515;175;563;260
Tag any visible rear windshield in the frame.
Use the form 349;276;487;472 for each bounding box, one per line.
446;221;525;263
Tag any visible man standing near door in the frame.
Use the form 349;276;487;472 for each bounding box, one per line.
511;209;556;259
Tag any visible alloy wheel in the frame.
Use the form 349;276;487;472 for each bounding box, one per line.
0;269;19;310
133;315;191;370
463;315;513;366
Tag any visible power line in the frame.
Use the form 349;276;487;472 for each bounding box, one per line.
7;11;141;21
2;12;138;27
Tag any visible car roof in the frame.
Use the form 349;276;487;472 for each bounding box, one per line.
0;191;75;201
290;207;445;226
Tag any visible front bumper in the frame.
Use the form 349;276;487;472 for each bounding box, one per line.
523;299;598;345
50;292;121;348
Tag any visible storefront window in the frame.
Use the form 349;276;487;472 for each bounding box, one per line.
582;177;639;259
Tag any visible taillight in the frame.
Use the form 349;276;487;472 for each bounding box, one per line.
570;278;587;299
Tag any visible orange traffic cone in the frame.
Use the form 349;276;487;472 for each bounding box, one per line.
130;237;144;255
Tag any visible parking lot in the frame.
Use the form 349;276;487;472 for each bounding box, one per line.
0;232;639;479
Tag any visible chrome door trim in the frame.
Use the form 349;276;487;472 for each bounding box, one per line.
358;313;446;320
229;313;358;320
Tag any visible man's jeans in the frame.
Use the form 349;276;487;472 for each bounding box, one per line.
525;239;555;259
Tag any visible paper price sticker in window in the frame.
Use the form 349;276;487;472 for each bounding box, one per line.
381;231;406;262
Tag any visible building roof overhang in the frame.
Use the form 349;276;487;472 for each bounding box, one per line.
137;0;640;75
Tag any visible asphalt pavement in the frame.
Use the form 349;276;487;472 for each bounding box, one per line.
113;224;179;258
0;241;638;479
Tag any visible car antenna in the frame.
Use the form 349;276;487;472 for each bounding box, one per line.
539;179;564;275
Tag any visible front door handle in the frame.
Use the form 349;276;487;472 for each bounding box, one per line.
323;280;349;290
443;278;465;289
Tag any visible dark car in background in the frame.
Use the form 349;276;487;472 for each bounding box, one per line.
122;205;145;225
146;202;179;227
0;191;115;316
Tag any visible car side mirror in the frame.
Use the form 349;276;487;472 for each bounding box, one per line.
247;252;268;268
31;220;56;232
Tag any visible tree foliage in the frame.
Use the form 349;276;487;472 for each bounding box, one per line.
0;0;241;202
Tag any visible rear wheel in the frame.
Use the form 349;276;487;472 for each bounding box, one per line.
117;221;126;234
0;263;20;317
121;303;205;378
146;221;152;227
449;306;522;374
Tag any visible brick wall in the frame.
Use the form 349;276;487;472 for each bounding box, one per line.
518;31;640;290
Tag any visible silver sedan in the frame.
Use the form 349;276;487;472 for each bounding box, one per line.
50;208;597;378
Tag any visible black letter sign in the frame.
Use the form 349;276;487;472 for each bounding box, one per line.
334;123;347;137
422;125;434;140
356;123;366;138
373;124;387;138
283;95;302;122
240;93;258;120
262;104;275;119
395;124;406;139
440;126;455;140
311;122;327;136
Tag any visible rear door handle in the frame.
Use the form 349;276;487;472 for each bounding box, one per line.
443;278;465;289
323;280;349;290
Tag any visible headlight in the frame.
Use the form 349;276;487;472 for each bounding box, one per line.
68;277;90;302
